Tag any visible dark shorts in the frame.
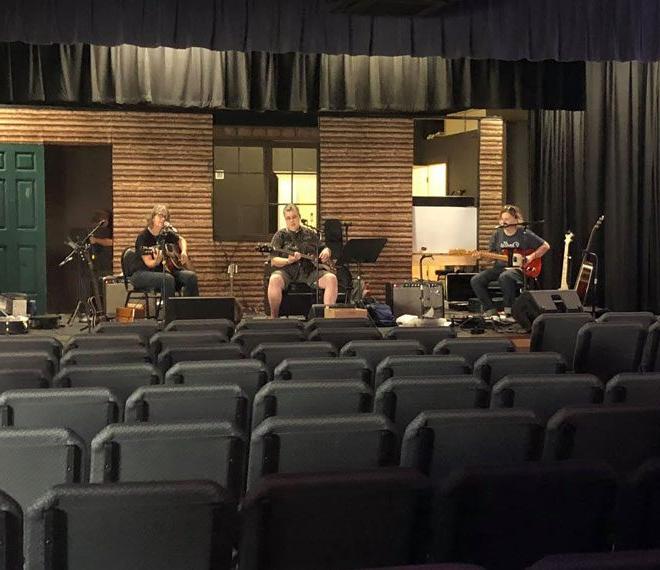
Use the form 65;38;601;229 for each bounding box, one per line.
271;266;333;289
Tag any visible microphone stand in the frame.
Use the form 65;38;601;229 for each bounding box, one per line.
300;219;324;306
156;227;171;320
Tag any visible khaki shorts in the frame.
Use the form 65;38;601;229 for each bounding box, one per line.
271;267;332;289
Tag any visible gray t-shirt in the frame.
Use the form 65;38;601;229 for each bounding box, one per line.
488;227;544;267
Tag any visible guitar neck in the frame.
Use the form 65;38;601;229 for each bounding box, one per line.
478;251;509;262
560;244;570;289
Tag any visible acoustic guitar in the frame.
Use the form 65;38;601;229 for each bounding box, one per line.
142;243;192;272
255;244;336;272
449;248;543;278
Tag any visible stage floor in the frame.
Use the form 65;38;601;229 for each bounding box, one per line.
12;310;531;350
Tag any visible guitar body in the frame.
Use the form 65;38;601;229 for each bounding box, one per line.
449;248;542;278
256;244;336;273
142;244;192;273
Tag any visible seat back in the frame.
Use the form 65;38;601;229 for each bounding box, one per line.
544;406;660;475
473;352;566;386
231;330;306;355
574;322;647;381
236;319;305;332
157;344;244;373
125;384;249;431
529;550;660;570
93;320;160;342
305;317;375;332
375;355;470;389
61;347;152;367
0;369;50;392
64;333;146;354
150;330;227;356
0;388;120;480
274;357;372;385
641;321;660;372
0;490;21;570
308;327;383;350
90;421;247;496
26;481;236;570
252;380;373;429
250;342;336;377
0;428;83;511
240;469;430;570
53;363;161;404
247;414;398;489
164;360;268;401
401;409;542;481
0;336;62;360
605;372;660;405
384;327;456;354
340;340;425;373
121;247;139;284
375;377;489;434
434;462;617;570
433;338;515;366
0;352;58;380
530;313;594;369
597;311;657;327
491;374;603;422
164;318;235;337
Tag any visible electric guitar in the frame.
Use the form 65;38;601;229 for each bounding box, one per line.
449;248;543;278
142;243;192;272
255;244;336;272
559;231;574;290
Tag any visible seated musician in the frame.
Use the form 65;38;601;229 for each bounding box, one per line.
470;204;550;323
128;204;199;301
267;203;338;318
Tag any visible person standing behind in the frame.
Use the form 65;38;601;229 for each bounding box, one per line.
128;204;199;301
470;204;550;323
267;203;338;318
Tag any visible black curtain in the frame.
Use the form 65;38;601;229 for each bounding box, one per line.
1;0;659;62
531;62;660;312
0;42;584;112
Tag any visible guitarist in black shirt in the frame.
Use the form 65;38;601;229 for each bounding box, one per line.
128;204;199;301
267;204;338;318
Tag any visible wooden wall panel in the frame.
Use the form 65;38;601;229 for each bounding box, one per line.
319;117;414;299
0;107;238;305
478;117;505;250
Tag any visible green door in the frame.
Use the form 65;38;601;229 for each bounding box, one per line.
0;145;46;313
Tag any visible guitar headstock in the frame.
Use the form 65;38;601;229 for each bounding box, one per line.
564;231;574;245
595;215;605;229
255;244;273;254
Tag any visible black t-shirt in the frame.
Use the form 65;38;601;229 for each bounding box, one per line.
130;227;179;274
270;227;325;279
488;227;545;267
91;224;113;275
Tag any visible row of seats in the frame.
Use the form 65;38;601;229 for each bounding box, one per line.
0;400;658;510
0;462;656;569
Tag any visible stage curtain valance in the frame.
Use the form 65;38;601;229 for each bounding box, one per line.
0;43;584;112
0;0;658;62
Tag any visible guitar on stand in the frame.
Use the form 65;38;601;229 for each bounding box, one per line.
559;231;574;290
575;215;605;315
449;249;543;278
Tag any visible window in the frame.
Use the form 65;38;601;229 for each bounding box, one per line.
412;163;447;197
213;144;318;240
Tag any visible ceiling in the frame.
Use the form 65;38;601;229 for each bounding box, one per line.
326;0;464;17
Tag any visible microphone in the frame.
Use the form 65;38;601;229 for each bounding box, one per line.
301;219;308;224
163;221;179;233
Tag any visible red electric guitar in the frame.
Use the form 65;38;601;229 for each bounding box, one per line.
449;248;543;278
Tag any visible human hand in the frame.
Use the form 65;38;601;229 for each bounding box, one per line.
319;248;331;263
288;252;302;264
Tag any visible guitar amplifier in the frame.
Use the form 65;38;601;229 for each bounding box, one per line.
103;277;157;318
386;281;444;318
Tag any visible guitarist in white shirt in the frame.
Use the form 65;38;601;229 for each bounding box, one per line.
470;204;550;323
267;203;338;318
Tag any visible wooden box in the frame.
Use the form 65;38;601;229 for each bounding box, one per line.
323;306;369;319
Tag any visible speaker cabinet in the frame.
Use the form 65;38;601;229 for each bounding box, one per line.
164;296;239;324
512;289;583;331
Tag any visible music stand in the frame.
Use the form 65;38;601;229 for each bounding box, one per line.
336;238;387;302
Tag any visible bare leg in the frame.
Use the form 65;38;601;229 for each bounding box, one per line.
319;273;338;305
267;273;286;318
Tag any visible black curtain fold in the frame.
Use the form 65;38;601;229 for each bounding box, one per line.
0;42;584;112
531;62;660;312
1;0;660;62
